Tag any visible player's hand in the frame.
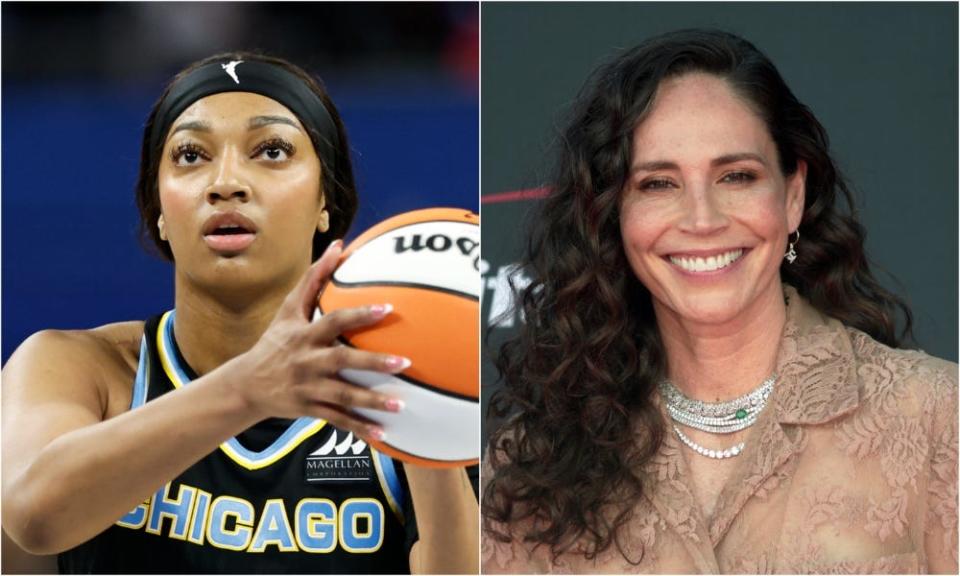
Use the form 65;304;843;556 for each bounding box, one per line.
228;240;405;441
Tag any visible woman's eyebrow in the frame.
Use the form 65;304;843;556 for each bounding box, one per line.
630;152;768;174
248;115;302;132
631;160;679;173
711;152;767;167
170;120;211;135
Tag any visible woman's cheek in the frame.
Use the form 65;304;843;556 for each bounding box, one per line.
275;166;323;207
620;199;666;251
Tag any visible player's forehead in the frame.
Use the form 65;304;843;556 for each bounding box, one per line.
168;92;306;136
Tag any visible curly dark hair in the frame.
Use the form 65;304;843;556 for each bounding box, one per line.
483;28;914;564
135;51;358;262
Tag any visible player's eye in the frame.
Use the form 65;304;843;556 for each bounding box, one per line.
253;138;296;162
171;143;208;166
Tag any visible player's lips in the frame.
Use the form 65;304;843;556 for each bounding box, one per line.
202;212;258;253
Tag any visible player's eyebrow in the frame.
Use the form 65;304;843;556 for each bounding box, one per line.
168;116;303;137
248;115;303;132
170;120;211;135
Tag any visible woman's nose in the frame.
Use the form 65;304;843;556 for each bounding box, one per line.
205;147;252;204
677;183;729;234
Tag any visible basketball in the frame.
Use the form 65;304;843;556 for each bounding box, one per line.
317;207;479;468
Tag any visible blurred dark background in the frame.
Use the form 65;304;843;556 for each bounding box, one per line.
2;2;479;363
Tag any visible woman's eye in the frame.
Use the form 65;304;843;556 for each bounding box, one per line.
265;147;284;160
258;146;288;161
172;144;207;166
640;178;675;190
254;139;295;162
720;171;756;184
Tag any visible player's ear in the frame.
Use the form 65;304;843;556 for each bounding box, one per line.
317;209;330;233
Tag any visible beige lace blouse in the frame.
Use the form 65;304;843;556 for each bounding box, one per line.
482;287;958;573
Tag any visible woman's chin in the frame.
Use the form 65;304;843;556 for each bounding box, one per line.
665;292;749;327
182;260;288;295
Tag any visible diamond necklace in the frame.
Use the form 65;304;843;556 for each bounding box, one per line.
661;374;777;459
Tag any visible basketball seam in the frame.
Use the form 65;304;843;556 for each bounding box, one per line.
376;440;478;465
328;278;478;301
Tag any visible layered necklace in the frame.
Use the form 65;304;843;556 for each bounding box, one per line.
659;374;776;460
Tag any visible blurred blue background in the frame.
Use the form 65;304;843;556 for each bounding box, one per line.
2;2;479;364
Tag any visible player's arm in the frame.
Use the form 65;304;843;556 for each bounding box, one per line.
405;466;479;574
1;528;57;574
0;325;269;555
1;244;402;555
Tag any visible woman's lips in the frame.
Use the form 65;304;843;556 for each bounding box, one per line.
204;232;256;253
201;211;258;254
202;211;258;236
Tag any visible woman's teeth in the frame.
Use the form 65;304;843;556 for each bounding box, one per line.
669;249;744;272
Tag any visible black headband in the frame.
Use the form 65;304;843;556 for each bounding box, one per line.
149;59;339;172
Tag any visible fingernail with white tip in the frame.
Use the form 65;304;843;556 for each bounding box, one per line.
321;239;342;258
384;356;411;372
369;303;393;319
384;398;405;412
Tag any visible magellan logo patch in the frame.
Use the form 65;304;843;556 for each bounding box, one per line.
304;430;372;483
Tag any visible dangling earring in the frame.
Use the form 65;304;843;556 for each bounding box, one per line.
784;230;800;263
158;215;168;241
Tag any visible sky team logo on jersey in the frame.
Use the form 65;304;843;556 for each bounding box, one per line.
305;430;373;483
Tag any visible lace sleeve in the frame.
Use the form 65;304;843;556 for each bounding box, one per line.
924;362;958;574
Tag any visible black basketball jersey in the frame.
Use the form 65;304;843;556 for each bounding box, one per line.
58;311;417;574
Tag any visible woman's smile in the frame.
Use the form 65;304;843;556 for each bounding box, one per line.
666;247;747;274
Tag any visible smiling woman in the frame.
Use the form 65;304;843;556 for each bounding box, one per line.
482;30;957;574
1;52;478;574
621;73;806;330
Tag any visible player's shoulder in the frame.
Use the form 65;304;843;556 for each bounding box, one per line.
7;321;144;382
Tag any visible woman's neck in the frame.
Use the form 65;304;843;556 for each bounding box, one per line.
654;283;786;402
171;271;301;377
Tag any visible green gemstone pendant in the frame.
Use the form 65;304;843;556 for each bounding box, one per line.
735;408;748;420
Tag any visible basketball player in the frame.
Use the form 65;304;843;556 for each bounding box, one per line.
2;53;479;573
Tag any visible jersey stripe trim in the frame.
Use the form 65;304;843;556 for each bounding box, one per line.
371;448;405;523
155;310;327;471
130;336;150;409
